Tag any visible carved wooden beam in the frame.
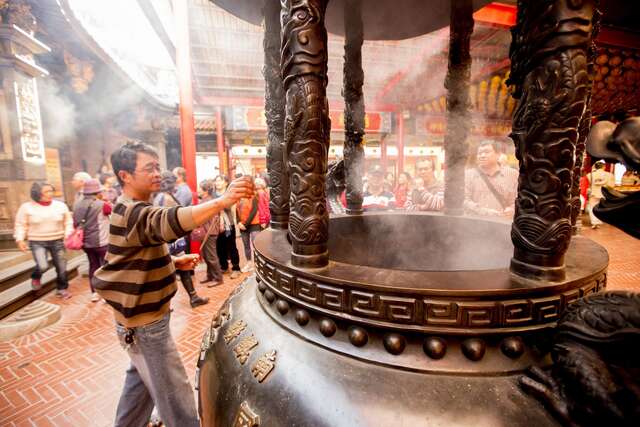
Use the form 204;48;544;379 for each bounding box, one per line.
508;0;599;280
264;0;289;229
281;0;330;268
342;0;364;215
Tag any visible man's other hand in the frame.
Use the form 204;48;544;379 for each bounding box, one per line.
16;240;28;252
174;254;199;271
220;176;254;208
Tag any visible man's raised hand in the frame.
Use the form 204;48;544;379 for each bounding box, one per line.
220;176;254;208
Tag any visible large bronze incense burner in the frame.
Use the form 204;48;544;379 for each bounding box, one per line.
194;1;633;426
198;214;608;426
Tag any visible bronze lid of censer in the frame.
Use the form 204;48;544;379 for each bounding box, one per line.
210;0;493;40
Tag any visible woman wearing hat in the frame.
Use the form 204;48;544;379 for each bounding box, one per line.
73;178;112;302
14;182;74;298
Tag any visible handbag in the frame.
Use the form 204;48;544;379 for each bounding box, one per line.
191;218;217;244
190;224;207;242
64;201;93;250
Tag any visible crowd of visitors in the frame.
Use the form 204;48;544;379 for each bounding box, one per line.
12;138;626;307
356;142;513;215
8;136;631;426
12;151;267;305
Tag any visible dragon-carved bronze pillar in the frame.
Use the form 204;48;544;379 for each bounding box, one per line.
444;0;474;216
571;11;600;232
281;0;331;268
343;0;365;215
508;0;598;280
264;0;289;229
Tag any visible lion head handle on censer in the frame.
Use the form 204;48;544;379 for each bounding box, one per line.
585;116;640;238
519;292;640;427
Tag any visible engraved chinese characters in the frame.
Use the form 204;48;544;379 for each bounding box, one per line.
508;0;599;279
233;401;260;427
223;318;277;383
252;350;277;383
281;0;331;268
224;320;247;344
234;335;259;365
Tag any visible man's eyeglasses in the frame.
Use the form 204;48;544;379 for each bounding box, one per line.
135;164;161;175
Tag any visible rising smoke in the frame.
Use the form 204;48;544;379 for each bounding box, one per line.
38;78;77;147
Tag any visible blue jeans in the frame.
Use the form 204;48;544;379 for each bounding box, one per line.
114;313;199;427
29;239;68;290
240;229;260;262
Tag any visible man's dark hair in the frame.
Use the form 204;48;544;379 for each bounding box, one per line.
30;182;54;202
594;161;605;170
478;140;501;154
200;179;215;196
111;141;158;187
99;171;115;185
215;175;228;183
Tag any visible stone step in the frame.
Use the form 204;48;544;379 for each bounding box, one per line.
0;255;84;319
13;303;52;320
0;249;83;294
0;300;62;342
0;250;33;269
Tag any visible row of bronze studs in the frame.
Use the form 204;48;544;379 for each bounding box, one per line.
258;282;526;361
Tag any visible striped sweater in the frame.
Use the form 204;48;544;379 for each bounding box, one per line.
93;194;197;327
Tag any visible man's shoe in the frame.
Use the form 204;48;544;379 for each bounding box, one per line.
230;271;241;279
241;261;254;273
31;279;42;291
190;295;209;308
207;280;224;288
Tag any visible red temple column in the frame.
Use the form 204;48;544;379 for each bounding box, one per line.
381;137;388;173
173;0;197;204
215;106;226;177
397;113;405;177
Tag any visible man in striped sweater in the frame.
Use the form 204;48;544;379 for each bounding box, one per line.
94;142;253;427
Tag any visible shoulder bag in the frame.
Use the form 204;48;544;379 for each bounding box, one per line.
64;201;94;250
